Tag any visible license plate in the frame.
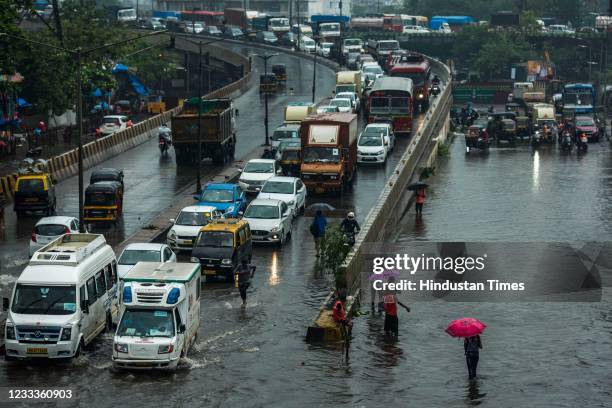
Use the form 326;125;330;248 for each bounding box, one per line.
182;240;193;245
203;269;217;275
363;157;376;161
133;362;152;367
25;198;38;202
315;187;325;194
27;347;48;354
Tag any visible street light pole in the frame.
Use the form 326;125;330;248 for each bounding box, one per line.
312;40;317;103
253;53;278;145
196;40;203;194
76;48;83;230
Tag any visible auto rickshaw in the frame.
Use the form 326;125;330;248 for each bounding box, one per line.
505;102;521;114
515;116;531;140
498;119;517;144
272;64;287;82
279;146;302;176
465;122;489;153
90;168;124;191
83;181;123;224
259;73;278;93
13;160;56;216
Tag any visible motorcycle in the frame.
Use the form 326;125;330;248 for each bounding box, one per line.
429;84;441;97
576;134;588;152
158;128;172;155
159;137;169;155
531;131;541;148
560;132;573;152
343;230;356;246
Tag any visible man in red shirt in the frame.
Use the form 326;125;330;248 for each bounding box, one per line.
383;278;410;341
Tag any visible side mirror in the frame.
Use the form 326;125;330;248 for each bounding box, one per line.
80;299;89;314
237;211;244;217
179;324;186;334
276;168;282;175
169;218;175;224
2;297;9;312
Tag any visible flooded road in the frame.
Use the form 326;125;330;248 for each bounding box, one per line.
350;135;612;407
0;44;432;407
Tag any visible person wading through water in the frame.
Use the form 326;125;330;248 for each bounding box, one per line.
235;259;256;307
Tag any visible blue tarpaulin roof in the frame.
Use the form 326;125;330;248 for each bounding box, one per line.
92;88;103;97
111;64;149;97
16;98;32;107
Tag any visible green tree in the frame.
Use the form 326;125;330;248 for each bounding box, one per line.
452;25;490;67
474;32;529;79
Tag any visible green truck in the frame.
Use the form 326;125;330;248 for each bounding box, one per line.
172;98;236;166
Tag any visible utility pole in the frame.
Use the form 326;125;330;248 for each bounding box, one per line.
253;54;278;145
312;37;317;103
51;0;63;46
196;41;203;194
297;0;300;51
289;0;293;30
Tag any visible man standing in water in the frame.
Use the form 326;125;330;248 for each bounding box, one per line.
415;187;426;216
383;277;410;341
235;259;256;307
464;335;482;379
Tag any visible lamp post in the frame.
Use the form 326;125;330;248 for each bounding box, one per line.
252;53;278;146
312;36;318;103
1;30;167;231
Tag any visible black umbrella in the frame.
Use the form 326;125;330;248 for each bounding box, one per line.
306;203;336;212
407;182;429;191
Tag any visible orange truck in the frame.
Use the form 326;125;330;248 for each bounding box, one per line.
299;113;358;193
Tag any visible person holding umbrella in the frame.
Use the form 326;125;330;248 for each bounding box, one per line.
446;317;486;380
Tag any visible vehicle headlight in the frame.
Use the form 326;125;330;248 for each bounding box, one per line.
6;324;15;340
270;227;280;233
158;344;175;354
418;93;424;99
60;327;72;341
221;258;232;265
114;343;128;353
190;257;200;263
168;230;176;239
376;149;385;155
329;175;338;180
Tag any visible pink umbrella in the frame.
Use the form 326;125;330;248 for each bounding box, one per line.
445;318;486;338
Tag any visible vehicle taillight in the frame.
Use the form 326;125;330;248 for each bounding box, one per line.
31;232;37;242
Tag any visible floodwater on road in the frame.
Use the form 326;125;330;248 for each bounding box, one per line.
350;136;612;407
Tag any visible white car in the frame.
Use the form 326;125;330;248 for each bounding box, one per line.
257;176;307;217
299;36;316;53
336;91;360;112
357;123;395;164
238;159;281;193
29;216;82;256
547;24;575;34
117;243;176;278
329;98;353;113
403;25;429;33
316;42;333;57
362;64;384;80
166;205;221;251
184;22;204;34
100;115;130;136
317;105;340;114
243;199;293;246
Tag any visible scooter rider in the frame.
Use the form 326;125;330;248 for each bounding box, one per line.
158;123;172;145
432;74;440;86
341;212;361;244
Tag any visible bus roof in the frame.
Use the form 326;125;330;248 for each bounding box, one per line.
370;77;413;94
390;60;430;73
123;262;200;283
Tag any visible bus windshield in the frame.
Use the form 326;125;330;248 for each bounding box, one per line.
563;92;594;106
392;71;426;86
12;284;77;315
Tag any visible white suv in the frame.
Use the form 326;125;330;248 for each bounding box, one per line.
357;123;395;164
166;205;221;252
238;159;281;193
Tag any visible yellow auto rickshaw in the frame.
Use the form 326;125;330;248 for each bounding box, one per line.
272;64;287;82
13;159;56;216
83;181;123;224
279;146;301;176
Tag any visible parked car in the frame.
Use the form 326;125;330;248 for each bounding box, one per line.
316;42;333;57
329;98;353;113
299;36;316;53
257;176;307;217
99;115;130;136
184;22;204;34
193;183;246;217
202;25;222;35
238;159;281;193
256;31;279;44
166;205;221;252
336;91;360;112
357;123;395;164
29;216;82;256
403;25;429;33
117;243;176;278
223;26;244;38
243;199;293;246
316;105;340;113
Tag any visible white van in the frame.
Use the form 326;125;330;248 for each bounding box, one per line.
112;262;201;370
3;234;118;361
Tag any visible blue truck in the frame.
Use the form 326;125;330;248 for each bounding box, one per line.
430;16;474;31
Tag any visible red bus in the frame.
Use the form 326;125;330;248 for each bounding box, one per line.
368;77;414;133
180;10;224;26
389;58;431;110
383;14;397;31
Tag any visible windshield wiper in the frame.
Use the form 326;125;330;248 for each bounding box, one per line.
43;295;72;314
